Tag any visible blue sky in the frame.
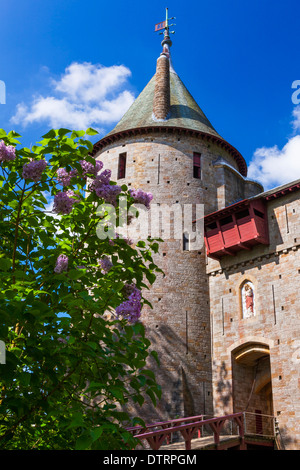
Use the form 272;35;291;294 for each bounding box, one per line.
1;0;300;190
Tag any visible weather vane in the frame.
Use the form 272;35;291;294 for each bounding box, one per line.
154;7;176;37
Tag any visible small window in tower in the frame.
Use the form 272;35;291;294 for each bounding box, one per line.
193;152;201;179
183;232;189;251
118;153;126;179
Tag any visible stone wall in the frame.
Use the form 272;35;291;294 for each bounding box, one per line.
208;190;300;450
94;129;299;449
94;131;242;421
213;160;263;210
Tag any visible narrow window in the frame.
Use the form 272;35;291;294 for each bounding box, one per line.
193;152;201;179
183;232;189;251
118;153;126;179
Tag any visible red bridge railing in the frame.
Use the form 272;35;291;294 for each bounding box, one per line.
128;412;246;450
127;414;207;444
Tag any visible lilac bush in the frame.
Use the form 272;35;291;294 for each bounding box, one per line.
57;167;78;187
0;127;162;451
99;255;113;274
53;190;79;215
22;159;47;182
80;159;103;177
0;140;16;162
115;284;142;323
54;254;69;273
129;188;153;209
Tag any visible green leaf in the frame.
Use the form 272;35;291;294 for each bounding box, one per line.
85;127;99;136
151;350;160;365
66;412;84;429
68;269;86;281
8;130;21;138
42;129;57;139
109;387;124;400
58;128;71;137
133;394;144;406
132;417;146;427
90;427;104;442
146;388;157;406
142;369;156;380
71;130;85;138
146;271;156;284
132;322;144;336
0;258;12;271
75;432;93;450
86;341;98;350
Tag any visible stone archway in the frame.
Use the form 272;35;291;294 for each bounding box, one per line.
231;342;274;434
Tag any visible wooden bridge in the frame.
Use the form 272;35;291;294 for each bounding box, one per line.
127;412;281;450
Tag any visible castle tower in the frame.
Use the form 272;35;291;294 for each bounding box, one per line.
92;14;262;421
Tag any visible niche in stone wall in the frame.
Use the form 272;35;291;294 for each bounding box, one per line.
240;280;256;319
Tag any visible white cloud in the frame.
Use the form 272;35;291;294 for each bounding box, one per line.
248;106;300;190
10;62;135;131
53;63;131;103
292;105;300;132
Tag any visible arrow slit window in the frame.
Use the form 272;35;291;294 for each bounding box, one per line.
193;152;201;179
118;153;126;179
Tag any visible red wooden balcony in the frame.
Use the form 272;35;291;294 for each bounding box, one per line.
204;199;269;260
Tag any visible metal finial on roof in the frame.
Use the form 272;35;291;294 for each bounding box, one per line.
154;8;176;56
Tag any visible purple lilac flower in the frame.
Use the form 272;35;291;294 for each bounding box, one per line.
122;283;138;297
22;159;47;182
95;184;122;206
80;159;103;177
57;337;68;344
54;254;69;273
56;167;78;187
129;188;153;209
53;190;79;215
89;169;111;191
115;284;142;323
89;168;122;205
99;256;113;274
0;140;16;162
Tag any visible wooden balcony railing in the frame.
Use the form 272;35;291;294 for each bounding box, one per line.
127;412;278;450
128;413;246;450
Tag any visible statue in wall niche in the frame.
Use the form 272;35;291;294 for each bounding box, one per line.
242;282;255;318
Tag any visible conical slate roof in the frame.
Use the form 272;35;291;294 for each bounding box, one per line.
93;53;247;176
105;70;221;139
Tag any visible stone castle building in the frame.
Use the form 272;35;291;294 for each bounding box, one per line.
92;25;300;450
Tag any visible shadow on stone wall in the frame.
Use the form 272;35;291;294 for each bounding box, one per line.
214;361;232;410
122;321;213;425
